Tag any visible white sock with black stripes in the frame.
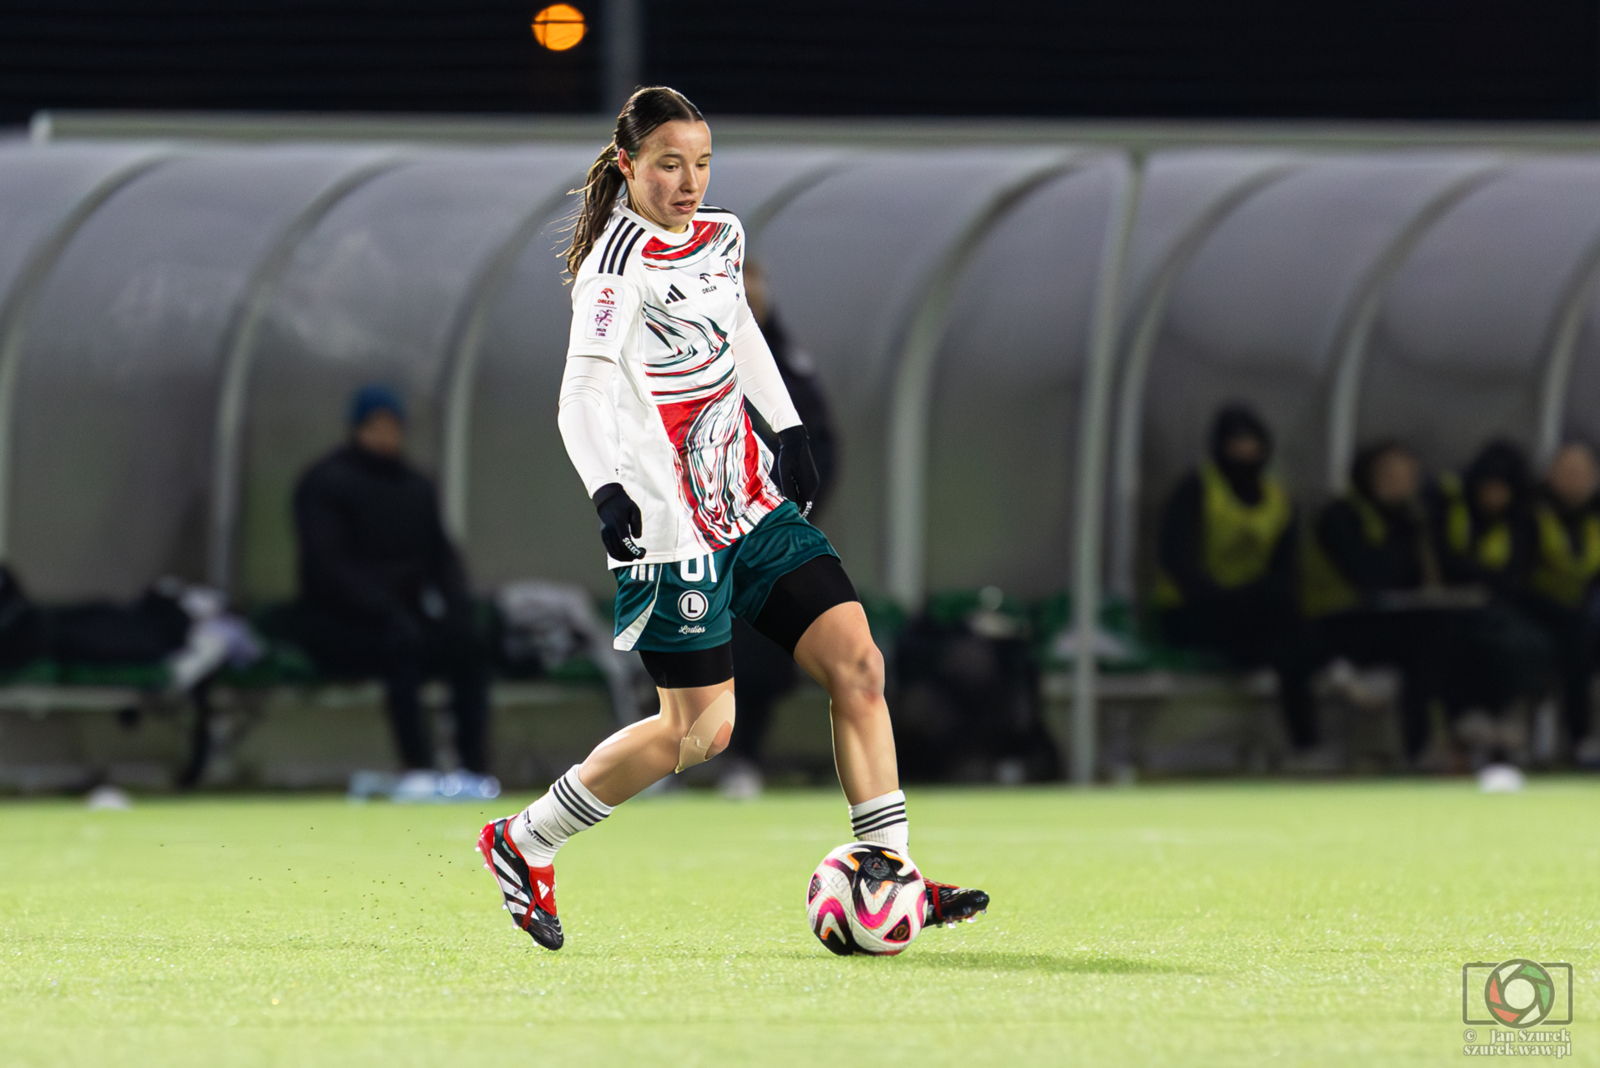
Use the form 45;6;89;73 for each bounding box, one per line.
509;765;613;867
849;790;909;851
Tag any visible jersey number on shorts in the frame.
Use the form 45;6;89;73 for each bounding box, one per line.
679;554;718;583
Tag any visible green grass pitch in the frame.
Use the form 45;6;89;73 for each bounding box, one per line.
1;780;1595;1067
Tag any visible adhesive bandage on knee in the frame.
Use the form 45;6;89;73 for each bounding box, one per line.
675;690;736;773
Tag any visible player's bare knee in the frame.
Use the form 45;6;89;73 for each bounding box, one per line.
674;690;736;772
826;641;884;703
658;721;689;756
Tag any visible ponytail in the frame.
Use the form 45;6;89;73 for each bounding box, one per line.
563;86;704;278
565;144;627;278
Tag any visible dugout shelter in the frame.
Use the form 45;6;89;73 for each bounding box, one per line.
8;118;1600;782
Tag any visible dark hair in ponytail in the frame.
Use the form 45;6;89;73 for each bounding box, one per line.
564;86;705;277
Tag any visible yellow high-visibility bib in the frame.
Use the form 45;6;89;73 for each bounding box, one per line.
1154;463;1292;606
1438;472;1512;572
1300;492;1387;618
1531;503;1600;607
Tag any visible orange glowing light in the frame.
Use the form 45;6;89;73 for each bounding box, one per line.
532;5;586;51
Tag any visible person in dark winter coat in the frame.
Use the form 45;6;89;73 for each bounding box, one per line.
1517;441;1600;759
292;385;494;795
1309;441;1455;762
1431;440;1540;596
721;262;839;797
1426;440;1553;723
1154;404;1323;753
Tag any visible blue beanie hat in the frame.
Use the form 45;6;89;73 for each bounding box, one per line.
348;384;406;428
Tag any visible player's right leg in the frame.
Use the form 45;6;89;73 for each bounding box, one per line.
578;671;734;803
478;675;730;950
480;554;735;950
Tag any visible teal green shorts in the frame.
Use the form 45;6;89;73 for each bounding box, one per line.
612;502;838;653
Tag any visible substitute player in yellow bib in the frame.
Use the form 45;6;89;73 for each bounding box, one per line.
1520;442;1600;762
1152;405;1323;754
478;87;988;950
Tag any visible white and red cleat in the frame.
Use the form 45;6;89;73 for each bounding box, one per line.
477;818;563;950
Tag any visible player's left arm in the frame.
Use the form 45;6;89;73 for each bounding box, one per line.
729;296;800;433
730;295;820;515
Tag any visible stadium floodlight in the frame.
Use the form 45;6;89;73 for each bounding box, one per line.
532;4;586;51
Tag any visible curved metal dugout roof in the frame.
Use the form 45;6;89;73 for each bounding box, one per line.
0;139;1127;608
1108;151;1513;597
922;157;1125;598
756;147;1101;596
9;135;1600;634
0;143;175;579
1558;278;1600;454
1;146;397;599
230;146;592;605
18;132;1600;784
1357;159;1600;471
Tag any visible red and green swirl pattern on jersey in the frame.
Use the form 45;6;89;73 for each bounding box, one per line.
640;220;779;549
641;219;733;265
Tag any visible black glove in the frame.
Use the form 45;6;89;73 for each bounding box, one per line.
775;426;821;518
593;482;645;562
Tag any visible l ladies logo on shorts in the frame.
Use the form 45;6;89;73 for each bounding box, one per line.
678;590;709;621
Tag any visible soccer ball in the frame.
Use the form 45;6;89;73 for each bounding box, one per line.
805;842;926;956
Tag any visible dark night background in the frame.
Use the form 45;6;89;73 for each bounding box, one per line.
1;1;1596;123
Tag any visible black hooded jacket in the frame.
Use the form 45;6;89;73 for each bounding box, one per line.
293;444;472;626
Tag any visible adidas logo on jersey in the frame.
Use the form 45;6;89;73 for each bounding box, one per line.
664;284;686;304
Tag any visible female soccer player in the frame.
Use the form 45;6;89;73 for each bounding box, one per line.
479;87;988;951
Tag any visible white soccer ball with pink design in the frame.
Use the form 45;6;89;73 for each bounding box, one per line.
805;842;925;956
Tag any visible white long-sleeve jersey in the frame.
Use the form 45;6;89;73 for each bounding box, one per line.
558;204;801;568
